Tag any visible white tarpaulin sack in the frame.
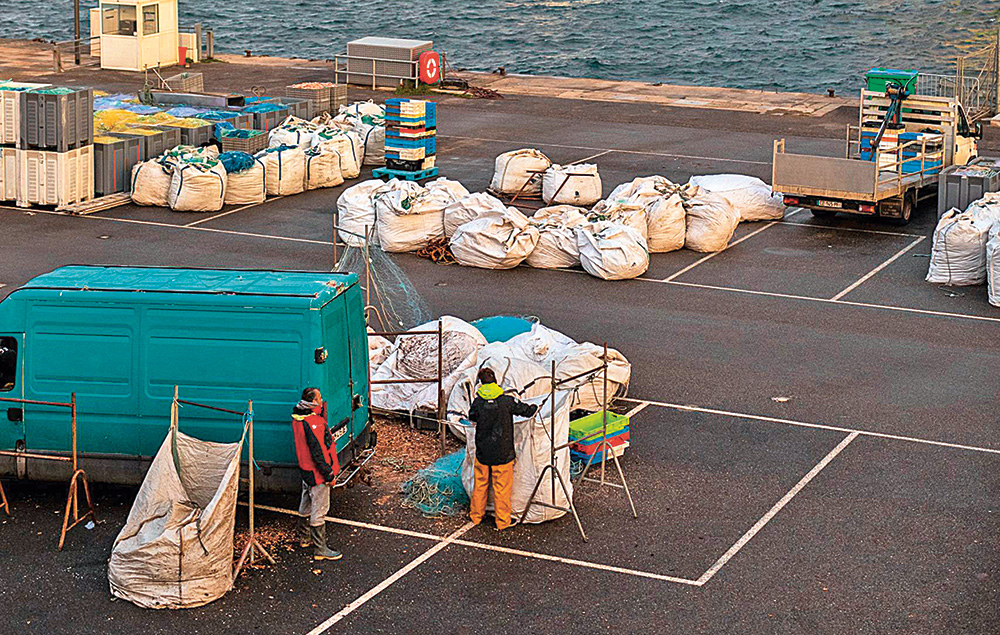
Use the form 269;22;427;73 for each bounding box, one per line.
505;323;631;412
684;186;740;252
223;158;266;206
108;427;242;609
689;174;785;221
925;208;1000;285
337;179;384;246
526;205;587;269
368;329;393;375
490;149;551;195
312;128;363;179
599;176;686;253
602;175;673;207
588;201;648;241
360;123;385;166
577;221;650;280
371;316;487;413
374;180;446;253
542;163;602;206
450;208;541;270
257;147;306;196
303;147;344;190
131;161;173;207
460;390;573;524
988;226;1000;306
168;162;227;212
268;116;317;149
442;192;509;236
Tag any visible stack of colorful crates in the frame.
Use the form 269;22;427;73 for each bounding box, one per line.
383;98;438;177
568;411;630;464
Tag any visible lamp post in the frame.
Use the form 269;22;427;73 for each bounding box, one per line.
74;0;81;65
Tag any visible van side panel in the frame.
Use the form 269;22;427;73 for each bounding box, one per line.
139;306;309;463
24;303;139;455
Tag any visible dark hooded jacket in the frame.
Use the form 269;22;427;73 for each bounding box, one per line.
469;383;539;466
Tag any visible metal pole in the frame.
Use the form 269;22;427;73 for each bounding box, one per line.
550;360;556;505
601;343;608;485
364;224;371;309
207;30;215;59
332;211;338;269
248;399;255;565
437;320;445;455
194;23;202;63
74;0;81;66
71;393;78;519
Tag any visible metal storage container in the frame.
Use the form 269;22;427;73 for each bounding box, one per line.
157;120;215;147
250;106;290;133
1;82;50;146
158;72;205;93
19;88;94;152
937;162;1000;217
331;84;348;111
16;146;94;208
341;37;432;87
94;135;142;196
120;125;182;158
279;97;311;120
0;147;17;200
285;85;331;116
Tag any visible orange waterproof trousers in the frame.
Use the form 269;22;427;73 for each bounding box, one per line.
469;459;515;529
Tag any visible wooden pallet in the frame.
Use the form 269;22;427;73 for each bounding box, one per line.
58;192;132;216
372;166;439;182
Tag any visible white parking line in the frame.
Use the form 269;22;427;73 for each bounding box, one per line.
437;135;772;166
620;397;1000;456
183;197;280;227
830;236;926;301
696;432;859;585
662;220;779;282
306;522;475;635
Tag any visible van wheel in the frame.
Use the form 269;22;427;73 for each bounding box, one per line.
810;208;837;219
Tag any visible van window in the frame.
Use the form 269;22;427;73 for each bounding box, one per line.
0;337;16;392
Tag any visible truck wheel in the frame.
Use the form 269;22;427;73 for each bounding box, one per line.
810;209;837;219
888;193;914;225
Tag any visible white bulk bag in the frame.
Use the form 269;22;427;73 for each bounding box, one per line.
303;147;344;190
167;162;227;212
988;227;1000;306
526;205;587;269
450;208;541;269
360;123;385;166
368;329;393;375
257;147;306;196
268;118;316;149
490;149;551;195
576;221;649;280
108;428;242;609
371;316;487;413
131;161;173;207
223;158;266;205
684;187;740;252
590;201;648;241
601;176;675;208
442;192;509;236
925;208;997;285
374;179;444;253
646;190;687;253
460;390;573;524
426;177;471;205
337;179;384;246
313;128;363;179
689;174;785;221
339;100;384;119
542;163;602;206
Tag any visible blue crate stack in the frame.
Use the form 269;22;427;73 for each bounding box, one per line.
377;98;438;180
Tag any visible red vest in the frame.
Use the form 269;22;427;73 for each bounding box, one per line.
292;406;340;484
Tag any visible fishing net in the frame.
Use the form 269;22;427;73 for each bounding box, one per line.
401;450;469;517
335;242;432;332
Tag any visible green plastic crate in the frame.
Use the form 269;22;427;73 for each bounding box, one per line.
865;68;918;94
569;410;629;442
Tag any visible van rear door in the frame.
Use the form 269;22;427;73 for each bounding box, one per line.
342;288;369;444
0;334;25;451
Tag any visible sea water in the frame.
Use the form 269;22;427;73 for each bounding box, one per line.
5;0;996;94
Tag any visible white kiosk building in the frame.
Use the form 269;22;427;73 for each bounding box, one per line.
95;0;180;71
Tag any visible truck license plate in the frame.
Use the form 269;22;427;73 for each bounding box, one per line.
333;426;347;441
816;199;842;208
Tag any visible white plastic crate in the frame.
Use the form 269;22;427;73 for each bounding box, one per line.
0;148;17;200
0;82;50;145
17;146;94;208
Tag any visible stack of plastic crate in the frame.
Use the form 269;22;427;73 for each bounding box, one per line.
568;411;630;464
376;98;438;180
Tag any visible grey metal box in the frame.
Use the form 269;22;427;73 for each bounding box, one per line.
342;37;432;87
94;136;142;196
116;125;182;159
19;88;94;151
158;120;215;147
251;106;290;133
937;161;1000;217
279;97;311;120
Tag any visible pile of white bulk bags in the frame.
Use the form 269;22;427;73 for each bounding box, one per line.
576;221;650;280
442;192;509;236
224;157;266;205
598;176;686;252
337;179;385;246
542;163;602;206
491;149;551;195
303;147;344;190
683;186;740;252
689;174;785;221
450;207;540;269
256;146;306;196
167;160;227;212
526;205;587;269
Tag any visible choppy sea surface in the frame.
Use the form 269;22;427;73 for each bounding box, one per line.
5;1;998;94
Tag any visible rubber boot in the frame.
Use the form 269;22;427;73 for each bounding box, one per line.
297;515;312;549
310;523;343;561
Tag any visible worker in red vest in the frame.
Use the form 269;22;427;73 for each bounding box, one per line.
292;387;342;561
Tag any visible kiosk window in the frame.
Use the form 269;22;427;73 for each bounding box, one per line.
0;337;16;392
102;5;138;36
143;5;159;35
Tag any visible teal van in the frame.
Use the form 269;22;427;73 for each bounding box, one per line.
0;266;371;492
